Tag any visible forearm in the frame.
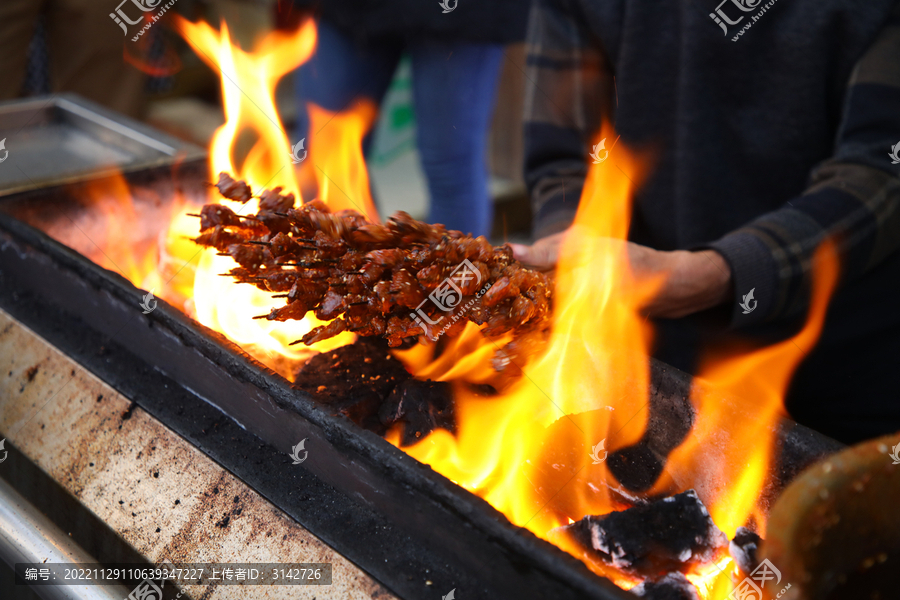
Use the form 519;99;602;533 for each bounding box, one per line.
523;0;612;238
710;163;900;325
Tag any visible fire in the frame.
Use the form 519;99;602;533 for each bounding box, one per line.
167;16;368;375
75;18;381;378
307;100;379;218
392;133;661;542
655;242;839;537
174;17;316;198
67;14;844;596
392;127;840;597
661;241;839;595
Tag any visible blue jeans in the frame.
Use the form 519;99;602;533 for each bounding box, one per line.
293;21;504;237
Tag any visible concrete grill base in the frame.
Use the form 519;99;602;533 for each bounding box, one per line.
0;307;396;600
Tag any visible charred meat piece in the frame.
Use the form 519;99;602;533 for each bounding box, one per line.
199;203;244;230
293;338;413;434
214;172;253;203
378;379;455;447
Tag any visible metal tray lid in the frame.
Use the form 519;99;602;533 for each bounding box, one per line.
0;93;207;197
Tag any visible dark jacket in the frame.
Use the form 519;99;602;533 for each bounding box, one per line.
292;0;530;44
524;0;900;443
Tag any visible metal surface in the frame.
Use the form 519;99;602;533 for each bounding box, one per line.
0;94;205;197
0;478;132;600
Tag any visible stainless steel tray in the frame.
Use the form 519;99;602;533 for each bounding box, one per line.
0;94;206;197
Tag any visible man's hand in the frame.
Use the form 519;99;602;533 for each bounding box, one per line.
509;230;733;319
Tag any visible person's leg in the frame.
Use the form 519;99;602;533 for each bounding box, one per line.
293;21;402;156
409;41;504;237
0;0;43;101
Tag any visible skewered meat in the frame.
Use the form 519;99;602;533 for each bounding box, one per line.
194;173;553;368
214;172;253;203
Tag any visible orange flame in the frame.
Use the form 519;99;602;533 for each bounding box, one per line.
83;18;380;377
307;100;380;218
392;129;840;598
392;132;661;547
165;17;368;375
653;241;839;537
174;16;316;196
67;18;844;596
658;242;839;597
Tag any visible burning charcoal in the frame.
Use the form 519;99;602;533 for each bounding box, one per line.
293;338;412;433
729;526;762;576
379;379;455;447
551;489;727;579
632;572;700;600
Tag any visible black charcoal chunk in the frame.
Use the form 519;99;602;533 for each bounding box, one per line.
729;526;762;576
379;379;455;447
553;489;727;578
632;572;700;600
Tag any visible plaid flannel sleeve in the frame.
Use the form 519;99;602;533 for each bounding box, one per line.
523;0;615;239
710;4;900;326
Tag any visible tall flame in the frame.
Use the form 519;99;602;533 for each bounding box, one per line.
653;241;839;538
161;18;381;374
392;133;662;541
392;130;841;597
78;18;380;377
658;243;840;597
174;16;316;196
307;100;380;218
64;17;845;597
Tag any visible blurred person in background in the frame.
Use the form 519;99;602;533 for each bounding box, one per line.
512;0;900;444
285;0;529;237
0;0;147;118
